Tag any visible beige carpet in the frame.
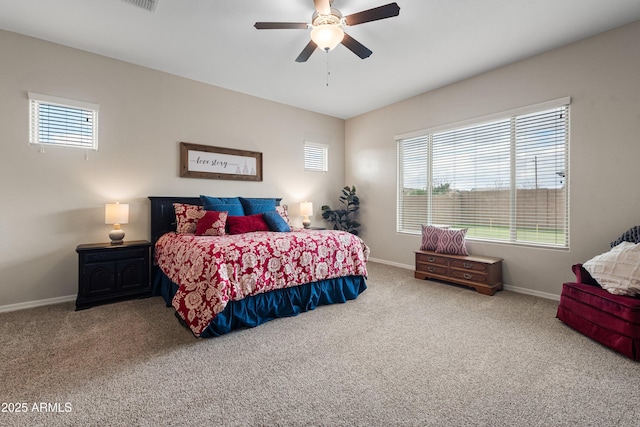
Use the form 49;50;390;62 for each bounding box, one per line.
1;262;639;427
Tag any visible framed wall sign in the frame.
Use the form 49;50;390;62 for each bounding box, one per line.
180;142;263;181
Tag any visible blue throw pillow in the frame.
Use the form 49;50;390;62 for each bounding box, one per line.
200;195;245;216
262;211;291;232
239;197;280;215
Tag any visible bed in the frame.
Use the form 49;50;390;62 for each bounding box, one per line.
149;196;369;337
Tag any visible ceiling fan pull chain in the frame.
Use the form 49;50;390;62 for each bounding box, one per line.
326;49;330;87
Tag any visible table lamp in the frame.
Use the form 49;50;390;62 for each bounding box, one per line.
300;201;313;229
105;202;129;244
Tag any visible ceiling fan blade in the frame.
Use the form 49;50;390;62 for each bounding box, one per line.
295;40;318;63
341;33;373;59
254;22;309;30
314;0;331;15
344;2;400;26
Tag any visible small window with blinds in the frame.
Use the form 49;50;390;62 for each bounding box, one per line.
397;98;570;248
29;92;99;151
304;141;328;172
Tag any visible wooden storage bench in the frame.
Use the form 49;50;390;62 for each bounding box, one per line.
415;250;503;295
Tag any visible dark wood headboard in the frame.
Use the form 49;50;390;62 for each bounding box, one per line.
149;196;284;245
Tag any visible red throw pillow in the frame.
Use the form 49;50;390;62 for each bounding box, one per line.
227;214;270;235
173;203;205;234
195;210;228;236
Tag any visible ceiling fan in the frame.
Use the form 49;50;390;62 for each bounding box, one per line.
254;0;400;63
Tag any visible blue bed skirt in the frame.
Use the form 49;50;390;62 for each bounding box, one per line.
153;270;367;337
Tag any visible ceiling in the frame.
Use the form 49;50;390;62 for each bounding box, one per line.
1;0;640;119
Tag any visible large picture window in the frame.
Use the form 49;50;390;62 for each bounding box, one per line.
397;98;570;248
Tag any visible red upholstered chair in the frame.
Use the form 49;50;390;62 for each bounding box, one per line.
557;264;640;361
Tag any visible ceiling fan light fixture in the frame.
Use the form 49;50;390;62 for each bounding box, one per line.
310;24;344;51
255;2;401;62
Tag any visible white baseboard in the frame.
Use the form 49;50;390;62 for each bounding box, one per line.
0;259;560;313
502;284;560;301
0;295;76;313
368;257;560;301
368;257;414;270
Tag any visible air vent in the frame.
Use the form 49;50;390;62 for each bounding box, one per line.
122;0;158;12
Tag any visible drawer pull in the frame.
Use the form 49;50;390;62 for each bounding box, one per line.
427;267;435;272
463;262;473;269
463;273;472;280
428;257;435;262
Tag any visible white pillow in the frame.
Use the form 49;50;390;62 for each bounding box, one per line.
582;242;640;297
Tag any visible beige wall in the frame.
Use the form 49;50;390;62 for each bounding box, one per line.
0;30;345;308
3;19;640;307
346;20;640;298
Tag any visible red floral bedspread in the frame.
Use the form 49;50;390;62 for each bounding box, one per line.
155;229;369;336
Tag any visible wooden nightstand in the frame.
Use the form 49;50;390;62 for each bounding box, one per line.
75;240;152;310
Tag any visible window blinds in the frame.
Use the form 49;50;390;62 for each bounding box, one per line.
29;92;99;150
397;99;569;248
304;142;328;172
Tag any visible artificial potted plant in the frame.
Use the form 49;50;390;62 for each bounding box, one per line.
321;185;361;235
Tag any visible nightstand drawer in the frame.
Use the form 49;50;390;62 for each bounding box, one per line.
83;248;147;263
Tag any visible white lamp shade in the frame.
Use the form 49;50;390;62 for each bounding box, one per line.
300;201;314;217
310;24;344;51
105;202;129;225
